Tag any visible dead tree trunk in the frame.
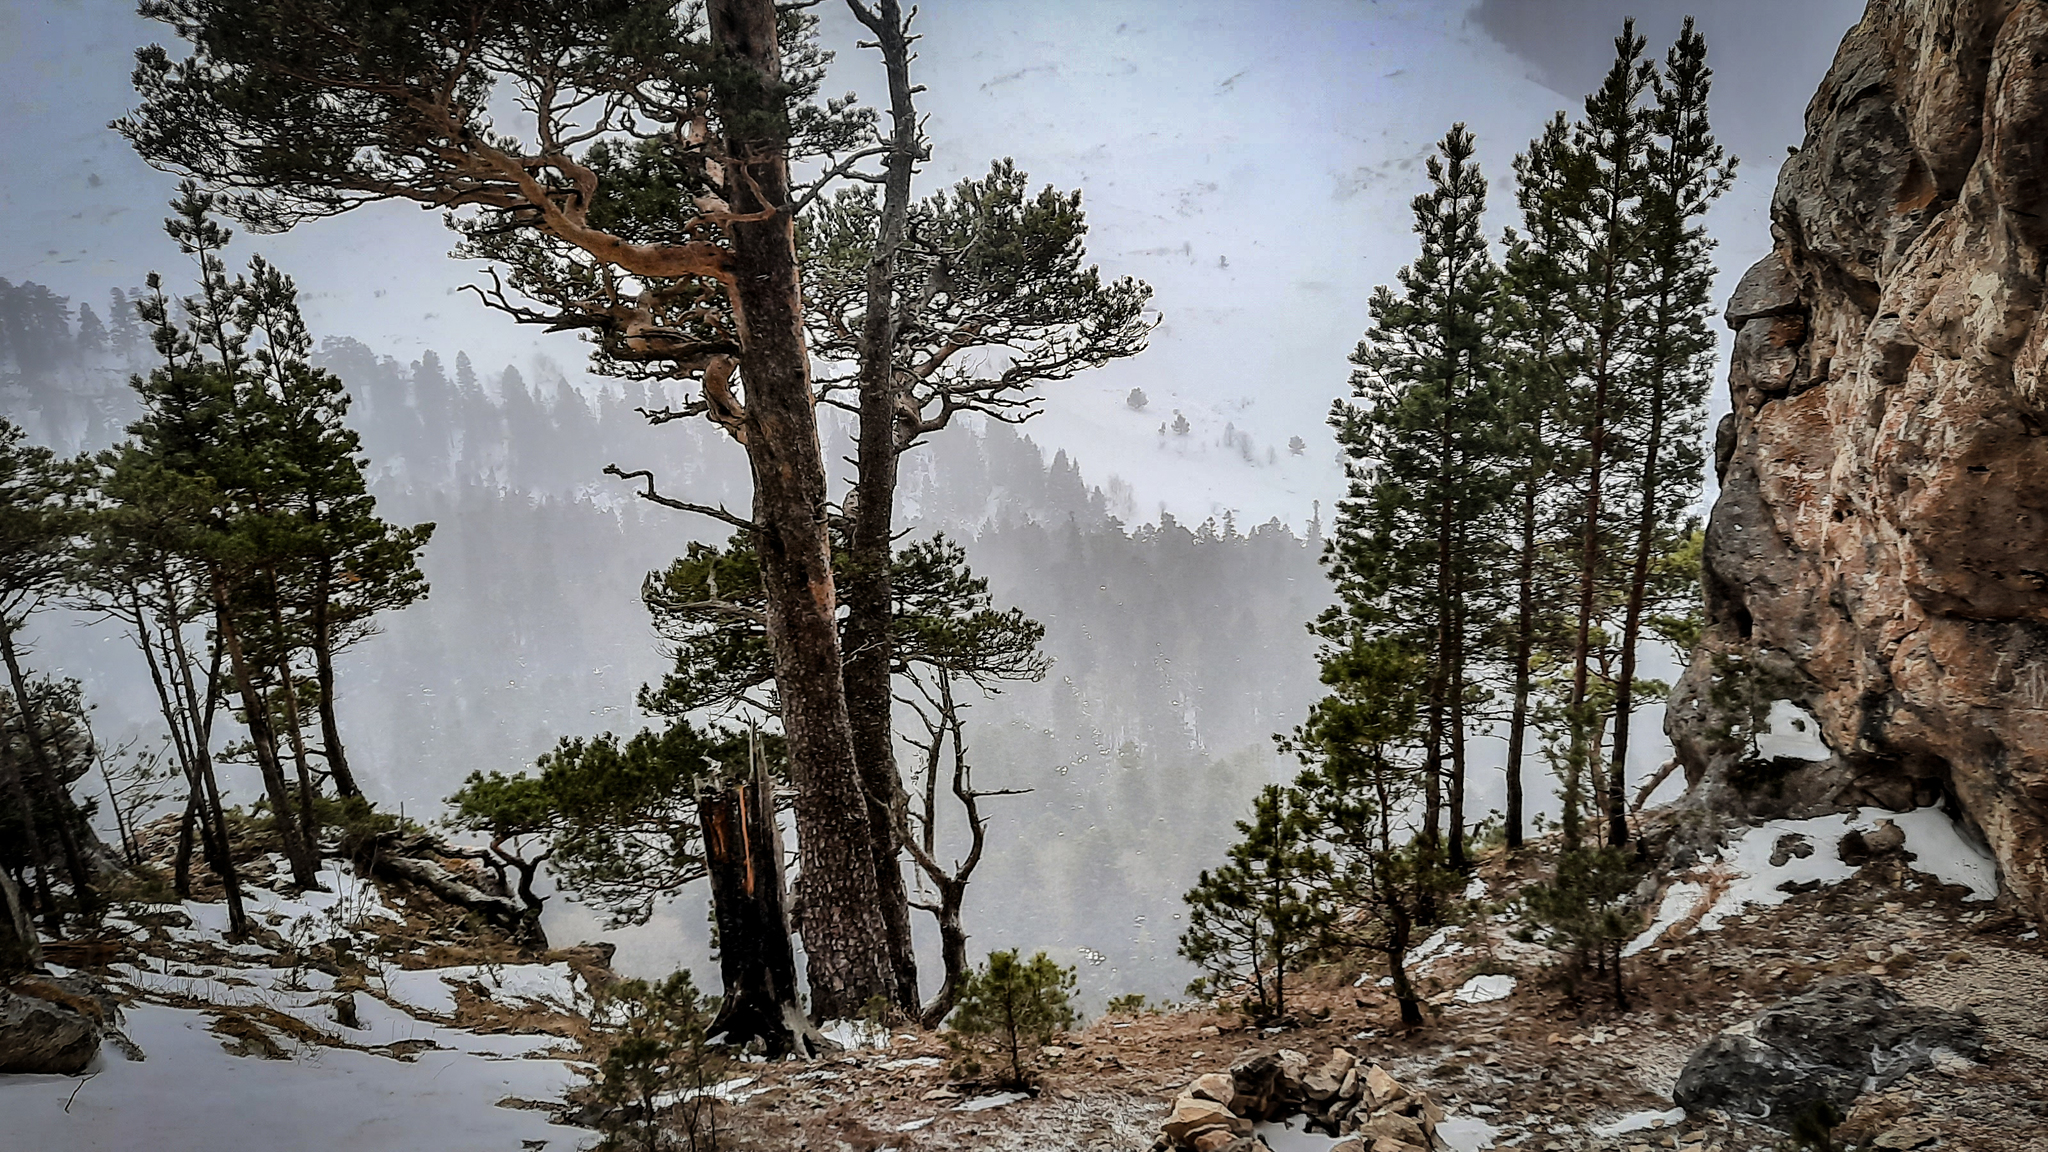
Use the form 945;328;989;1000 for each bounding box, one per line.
699;744;824;1056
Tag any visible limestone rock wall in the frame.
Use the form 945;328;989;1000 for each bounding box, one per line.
1668;0;2048;918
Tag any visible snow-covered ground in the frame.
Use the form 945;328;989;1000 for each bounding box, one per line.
0;1001;587;1152
1625;805;1999;958
0;858;595;1152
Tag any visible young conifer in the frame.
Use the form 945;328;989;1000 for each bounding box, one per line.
1326;123;1503;867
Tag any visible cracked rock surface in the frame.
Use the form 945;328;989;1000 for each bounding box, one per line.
1669;0;2048;921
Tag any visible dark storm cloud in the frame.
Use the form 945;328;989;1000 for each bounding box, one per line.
1471;0;1867;168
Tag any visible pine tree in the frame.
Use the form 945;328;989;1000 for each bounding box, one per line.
77;437;251;932
946;950;1078;1088
1553;23;1655;852
1601;18;1732;846
123;0;909;1016
1493;114;1581;850
1179;784;1328;1022
1284;637;1459;1026
111;188;432;885
236;254;434;802
0;420;98;929
1326;124;1503;868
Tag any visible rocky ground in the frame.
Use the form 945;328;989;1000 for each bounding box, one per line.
700;805;2046;1152
4;801;2041;1152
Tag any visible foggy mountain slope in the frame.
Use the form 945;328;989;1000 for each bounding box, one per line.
4;293;1327;999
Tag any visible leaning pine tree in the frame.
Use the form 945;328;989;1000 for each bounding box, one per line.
1325;123;1504;868
121;0;909;1015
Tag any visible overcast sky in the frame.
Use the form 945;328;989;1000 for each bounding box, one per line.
1;0;1867;526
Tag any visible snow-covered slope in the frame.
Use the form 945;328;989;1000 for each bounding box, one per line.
1;857;595;1152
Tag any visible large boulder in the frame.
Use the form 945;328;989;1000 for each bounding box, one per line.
0;986;101;1074
1674;976;1984;1128
1665;0;2048;920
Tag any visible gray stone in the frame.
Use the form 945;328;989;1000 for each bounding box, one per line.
1673;976;1984;1129
0;988;100;1074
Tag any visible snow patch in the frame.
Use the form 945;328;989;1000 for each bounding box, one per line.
1253;1116;1345;1151
818;1018;889;1050
0;1002;586;1152
951;1090;1030;1112
1451;974;1516;1004
1594;1107;1686;1136
1437;1116;1503;1152
1624;806;1998;958
1755;700;1830;762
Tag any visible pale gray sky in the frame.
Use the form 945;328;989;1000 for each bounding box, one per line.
1;0;1866;524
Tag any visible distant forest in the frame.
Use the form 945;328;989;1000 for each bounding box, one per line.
1;274;1327;999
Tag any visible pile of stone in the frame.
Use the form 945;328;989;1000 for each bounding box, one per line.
1153;1047;1449;1152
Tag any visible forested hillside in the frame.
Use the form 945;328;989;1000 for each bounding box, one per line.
2;281;1325;998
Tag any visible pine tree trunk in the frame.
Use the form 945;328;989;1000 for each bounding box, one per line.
1566;303;1617;853
1385;911;1423;1027
1505;472;1538;850
0;623;96;926
174;791;198;897
212;585;319;887
1423;470;1452;847
310;564;361;798
840;0;924;1011
169;596;247;935
264;585;323;855
918;876;971;1029
1606;384;1664;849
1448;557;1469;870
708;0;896;1021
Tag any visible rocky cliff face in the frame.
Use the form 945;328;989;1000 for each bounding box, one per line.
1668;0;2048;919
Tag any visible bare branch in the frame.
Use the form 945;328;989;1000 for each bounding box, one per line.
603;465;759;532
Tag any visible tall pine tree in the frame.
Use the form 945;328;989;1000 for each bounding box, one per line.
1601;18;1731;846
1326;124;1502;868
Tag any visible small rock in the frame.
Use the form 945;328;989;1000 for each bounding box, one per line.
1769;833;1815;867
1364;1063;1406;1109
1873;1124;1938;1149
0;987;101;1074
1162;1097;1249;1144
1186;1072;1236;1110
1359;1110;1427;1146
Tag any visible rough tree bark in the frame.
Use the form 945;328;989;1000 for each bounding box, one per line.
310;562;361;798
708;0;897;1020
840;0;924;1015
210;583;319;887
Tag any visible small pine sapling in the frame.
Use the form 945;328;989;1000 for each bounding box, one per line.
590;971;726;1152
1178;784;1329;1023
946;949;1078;1088
1517;845;1644;1010
1281;637;1457;1026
